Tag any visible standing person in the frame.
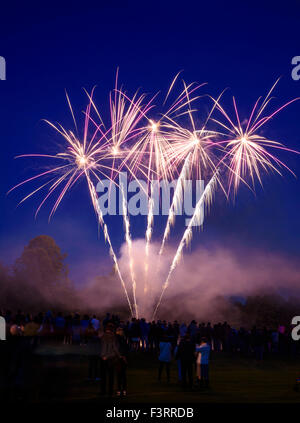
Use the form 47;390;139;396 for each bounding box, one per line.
80;314;90;345
158;336;172;383
179;323;187;338
252;327;265;362
64;314;73;345
205;322;213;347
140;318;150;351
7;324;33;401
188;320;198;342
116;327;129;397
176;334;195;390
100;323;120;397
271;328;279;353
71;314;81;345
54;312;65;343
148;321;156;351
174;339;182;383
196;337;211;388
129;318;141;351
23;316;40;346
153;322;163;351
86;323;101;381
91;315;100;332
103;313;111;329
37;315;54;343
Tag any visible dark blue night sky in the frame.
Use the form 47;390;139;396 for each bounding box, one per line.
1;1;300;285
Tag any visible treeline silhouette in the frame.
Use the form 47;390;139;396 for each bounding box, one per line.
1;235;299;327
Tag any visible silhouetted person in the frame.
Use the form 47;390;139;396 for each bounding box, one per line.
116;327;129;396
100;323;120;396
252;327;264;361
7;325;32;401
54;312;65;342
158;336;172;383
196;337;211;388
129;318;141;351
86;323;101;381
176;334;195;390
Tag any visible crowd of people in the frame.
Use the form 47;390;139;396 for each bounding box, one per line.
0;309;298;399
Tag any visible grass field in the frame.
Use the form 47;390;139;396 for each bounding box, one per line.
30;345;300;404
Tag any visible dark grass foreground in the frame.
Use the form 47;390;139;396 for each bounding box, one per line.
2;343;300;404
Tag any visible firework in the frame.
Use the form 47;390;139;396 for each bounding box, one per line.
105;75;154;317
122;76;202;182
9;92;112;218
140;79;205;292
9;75;299;319
153;80;299;317
211;79;300;195
158;86;222;254
9;89;136;316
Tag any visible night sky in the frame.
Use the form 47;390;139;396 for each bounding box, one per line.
1;1;300;286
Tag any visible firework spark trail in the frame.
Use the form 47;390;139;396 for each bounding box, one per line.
105;79;155;318
152;171;218;319
159;153;191;256
119;182;139;318
157;87;224;257
140;122;174;275
88;175;134;317
144;182;155;293
140;82;204;291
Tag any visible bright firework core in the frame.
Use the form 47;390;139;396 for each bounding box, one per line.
76;155;88;168
150;120;159;132
76;154;94;169
191;136;199;145
111;146;120;156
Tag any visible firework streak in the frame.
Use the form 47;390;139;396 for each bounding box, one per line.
152;171;218;319
87;173;134;316
159;152;192;255
144;182;154;294
120;181;138;318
